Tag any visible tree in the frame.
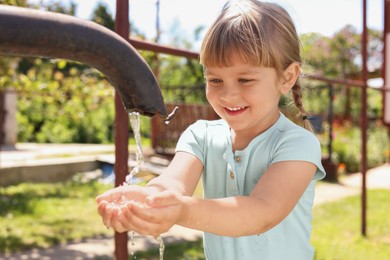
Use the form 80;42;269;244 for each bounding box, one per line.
301;25;383;121
91;2;115;31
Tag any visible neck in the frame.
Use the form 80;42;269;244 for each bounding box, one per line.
231;110;280;151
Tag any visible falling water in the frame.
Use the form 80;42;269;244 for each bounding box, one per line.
127;111;165;260
126;112;144;184
157;235;165;260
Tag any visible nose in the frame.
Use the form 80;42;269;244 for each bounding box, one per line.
219;82;240;103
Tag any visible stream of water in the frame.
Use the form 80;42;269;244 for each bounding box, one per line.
127;112;165;260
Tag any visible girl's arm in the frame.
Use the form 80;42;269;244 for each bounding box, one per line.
127;160;316;237
96;151;203;232
146;151;204;196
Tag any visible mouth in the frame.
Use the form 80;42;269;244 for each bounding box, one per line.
224;106;248;115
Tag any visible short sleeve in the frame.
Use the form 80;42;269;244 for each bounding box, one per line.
175;120;207;165
272;129;326;181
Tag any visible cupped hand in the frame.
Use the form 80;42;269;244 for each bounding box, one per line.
96;185;161;232
119;190;188;237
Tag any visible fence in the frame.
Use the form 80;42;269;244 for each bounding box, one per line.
151;103;219;156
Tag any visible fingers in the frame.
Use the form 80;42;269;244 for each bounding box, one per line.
98;201;116;228
106;202;166;236
129;204;169;237
98;202;134;233
116;203;135;231
113;207;131;233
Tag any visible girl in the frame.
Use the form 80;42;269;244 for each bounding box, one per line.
97;0;325;259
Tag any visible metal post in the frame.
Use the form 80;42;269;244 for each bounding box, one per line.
0;91;3;167
361;0;368;237
114;0;129;259
383;0;390;127
328;83;334;162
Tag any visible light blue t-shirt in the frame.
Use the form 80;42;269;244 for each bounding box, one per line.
175;113;326;260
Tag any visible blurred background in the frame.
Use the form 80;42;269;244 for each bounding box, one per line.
0;0;389;259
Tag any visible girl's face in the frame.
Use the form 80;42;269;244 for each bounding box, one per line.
204;60;285;139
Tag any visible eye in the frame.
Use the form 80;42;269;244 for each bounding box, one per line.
207;78;223;86
209;78;222;83
238;78;252;83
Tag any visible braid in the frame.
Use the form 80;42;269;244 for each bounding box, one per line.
291;80;314;132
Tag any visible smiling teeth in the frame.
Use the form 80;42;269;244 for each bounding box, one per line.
227;106;246;111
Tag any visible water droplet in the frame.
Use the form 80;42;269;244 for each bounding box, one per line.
164;106;179;125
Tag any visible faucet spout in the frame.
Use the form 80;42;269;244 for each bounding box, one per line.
0;5;168;118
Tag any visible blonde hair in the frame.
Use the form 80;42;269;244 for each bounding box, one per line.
200;0;313;131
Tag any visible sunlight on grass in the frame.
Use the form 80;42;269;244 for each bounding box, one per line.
0;179;113;253
311;189;390;259
1;178;389;259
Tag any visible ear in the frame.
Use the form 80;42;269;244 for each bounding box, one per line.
280;62;300;94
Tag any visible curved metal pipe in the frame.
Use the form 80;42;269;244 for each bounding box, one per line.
0;5;167;118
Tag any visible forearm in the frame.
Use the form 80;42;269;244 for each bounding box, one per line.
146;152;203;196
146;175;188;195
178;195;279;237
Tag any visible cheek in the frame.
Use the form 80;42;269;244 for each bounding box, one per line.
205;88;222;112
245;87;280;105
205;86;216;102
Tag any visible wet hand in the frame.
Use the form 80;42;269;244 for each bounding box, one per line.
96;185;160;231
123;190;187;237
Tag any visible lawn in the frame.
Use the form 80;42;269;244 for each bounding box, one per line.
0;178;389;259
311;189;390;260
0;176;113;253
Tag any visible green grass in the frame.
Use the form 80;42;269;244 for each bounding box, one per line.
311;189;390;260
0;178;113;254
132;239;205;260
1;179;389;259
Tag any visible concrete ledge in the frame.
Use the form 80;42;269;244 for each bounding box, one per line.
0;157;100;186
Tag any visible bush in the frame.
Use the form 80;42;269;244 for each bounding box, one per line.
14;59;115;143
331;123;389;173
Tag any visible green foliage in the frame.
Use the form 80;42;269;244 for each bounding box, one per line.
138;51;205;104
301;25;381;79
0;178;113;253
0;56;21;92
330;123;389;173
300;25;383;123
14;59;115;143
1;1;118;144
1;1;387;177
43;1;76;16
91;2;115;30
0;0;28;6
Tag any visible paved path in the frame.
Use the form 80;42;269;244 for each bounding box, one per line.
314;164;390;205
1;144;389;259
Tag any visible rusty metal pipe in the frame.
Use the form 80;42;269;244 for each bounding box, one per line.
0;5;167;118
